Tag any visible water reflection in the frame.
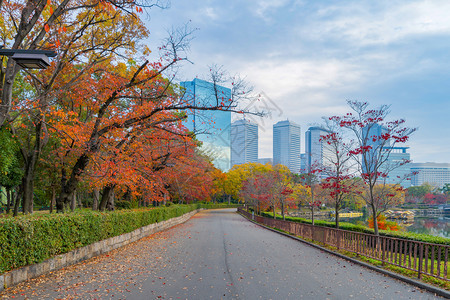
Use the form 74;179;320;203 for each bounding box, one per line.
406;217;449;238
324;214;450;238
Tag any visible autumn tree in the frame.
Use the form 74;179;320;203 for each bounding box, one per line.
241;174;272;215
226;162;273;206
270;164;292;220
0;0;167;128
318;119;358;228
1;0;158;213
406;183;435;204
298;166;324;225
330;100;416;235
291;182;311;209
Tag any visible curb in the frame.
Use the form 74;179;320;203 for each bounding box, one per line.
238;212;450;299
0;209;200;292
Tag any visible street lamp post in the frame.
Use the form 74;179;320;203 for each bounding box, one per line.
0;46;57;215
0;46;57;127
0;46;57;69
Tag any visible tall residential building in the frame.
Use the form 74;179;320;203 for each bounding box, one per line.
230;119;258;167
273;120;301;173
305;126;333;173
410;163;450;188
180;79;231;171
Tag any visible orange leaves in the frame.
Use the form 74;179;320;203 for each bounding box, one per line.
44;24;50;32
135;6;143;13
57;26;67;34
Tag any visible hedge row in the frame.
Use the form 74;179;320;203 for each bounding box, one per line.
198;203;241;209
0;204;205;274
259;211;450;246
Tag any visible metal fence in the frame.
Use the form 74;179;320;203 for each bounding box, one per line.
238;208;449;281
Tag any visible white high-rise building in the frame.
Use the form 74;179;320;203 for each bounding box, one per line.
230;119;258;167
273;120;301;173
305;126;334;173
410;163;450;188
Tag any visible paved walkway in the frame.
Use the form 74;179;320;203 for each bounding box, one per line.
0;209;443;299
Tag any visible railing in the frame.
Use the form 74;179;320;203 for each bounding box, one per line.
238;208;449;281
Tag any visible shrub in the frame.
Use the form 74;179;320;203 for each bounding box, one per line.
0;204;198;274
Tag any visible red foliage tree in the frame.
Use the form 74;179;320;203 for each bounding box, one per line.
329;101;416;235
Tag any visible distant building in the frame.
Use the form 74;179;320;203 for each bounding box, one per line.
300;153;307;173
273;120;301;173
382;147;411;188
362;123;390;174
231;119;258;167
180;78;231;171
410;163;450;188
258;158;273;165
362;124;411;187
305;126;333;173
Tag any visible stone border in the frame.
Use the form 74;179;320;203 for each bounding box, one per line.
0;209;200;292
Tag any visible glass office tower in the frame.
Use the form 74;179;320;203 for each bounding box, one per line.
305;126;334;174
273;120;301;173
230;119;258;167
180;79;231;171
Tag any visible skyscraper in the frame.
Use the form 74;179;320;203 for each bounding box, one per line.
180;79;231;171
305;126;333;173
231;119;258;167
273;120;301;173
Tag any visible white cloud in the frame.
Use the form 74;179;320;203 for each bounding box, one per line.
203;7;219;20
253;0;290;21
241;58;366;99
301;1;450;46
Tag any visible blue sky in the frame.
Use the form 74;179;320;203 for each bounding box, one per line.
145;0;450;164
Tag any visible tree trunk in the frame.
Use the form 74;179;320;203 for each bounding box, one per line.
57;153;90;213
70;189;77;212
272;205;276;219
228;194;231;205
311;206;315;225
371;203;379;236
13;187;21;217
106;190;115;211
50;187;56;213
77;190;82;208
281;201;285;220
92;188;100;210
6;188;11;214
99;184;115;211
21;167;35;214
0;61;18;127
335;202;340;229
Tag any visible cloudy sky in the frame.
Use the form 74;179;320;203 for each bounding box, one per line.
145;0;450;164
